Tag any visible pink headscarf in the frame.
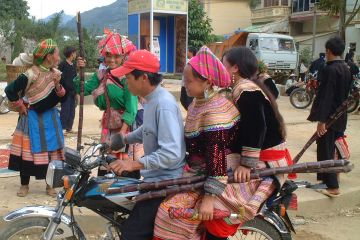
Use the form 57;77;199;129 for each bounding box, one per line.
188;46;231;88
98;32;136;57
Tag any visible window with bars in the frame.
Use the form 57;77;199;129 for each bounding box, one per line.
264;0;278;7
292;0;319;12
264;0;289;7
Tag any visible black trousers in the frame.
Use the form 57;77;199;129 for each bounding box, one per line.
60;94;76;131
180;86;194;110
120;197;164;240
317;129;339;189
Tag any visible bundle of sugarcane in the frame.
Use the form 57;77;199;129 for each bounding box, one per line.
293;90;360;164
106;175;207;194
107;159;350;195
106;160;353;200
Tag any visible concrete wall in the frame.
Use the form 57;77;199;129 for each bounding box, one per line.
346;26;360;62
298;32;338;59
302;16;338;34
201;0;251;35
0;37;36;64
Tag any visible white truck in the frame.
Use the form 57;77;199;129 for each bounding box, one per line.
209;32;298;72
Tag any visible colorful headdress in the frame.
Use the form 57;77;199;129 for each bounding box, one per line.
98;29;136;57
188;46;231;88
33;39;57;65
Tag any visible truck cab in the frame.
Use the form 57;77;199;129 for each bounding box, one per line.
246;33;298;71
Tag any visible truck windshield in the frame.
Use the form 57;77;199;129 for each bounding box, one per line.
259;38;295;51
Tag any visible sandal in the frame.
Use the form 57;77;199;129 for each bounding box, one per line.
315;189;341;198
17;185;29;197
46;184;57;197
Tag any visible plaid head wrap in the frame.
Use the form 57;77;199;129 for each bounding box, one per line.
188;46;231;88
33;39;58;65
98;32;137;57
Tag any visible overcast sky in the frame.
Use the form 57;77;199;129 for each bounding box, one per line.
26;0;117;19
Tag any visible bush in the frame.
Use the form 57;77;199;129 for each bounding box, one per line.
299;47;312;67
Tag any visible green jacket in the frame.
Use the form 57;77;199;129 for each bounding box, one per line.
74;72;138;126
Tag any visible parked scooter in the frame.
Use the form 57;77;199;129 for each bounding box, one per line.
346;76;360;113
289;72;318;109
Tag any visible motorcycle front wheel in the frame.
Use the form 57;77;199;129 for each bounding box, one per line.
229;217;292;240
0;217;82;240
289;88;313;109
347;94;359;113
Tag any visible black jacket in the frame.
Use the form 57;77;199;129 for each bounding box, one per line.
308;60;352;132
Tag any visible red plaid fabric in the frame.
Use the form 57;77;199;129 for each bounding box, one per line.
189;46;231;88
98;33;136;57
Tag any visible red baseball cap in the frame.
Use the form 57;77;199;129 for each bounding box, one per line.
111;50;160;77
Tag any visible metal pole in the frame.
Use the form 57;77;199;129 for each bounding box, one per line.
312;5;317;60
150;0;154;53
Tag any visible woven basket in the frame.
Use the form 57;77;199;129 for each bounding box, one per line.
6;64;31;84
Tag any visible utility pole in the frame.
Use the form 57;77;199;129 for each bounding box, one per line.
312;3;317;60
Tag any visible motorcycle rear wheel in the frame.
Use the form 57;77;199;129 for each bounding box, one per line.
229;217;292;240
289;88;313;109
0;217;81;240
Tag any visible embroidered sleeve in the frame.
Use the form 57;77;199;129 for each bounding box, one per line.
202;130;230;195
5;74;29;102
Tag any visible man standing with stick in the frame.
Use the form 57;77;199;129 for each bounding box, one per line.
308;36;352;197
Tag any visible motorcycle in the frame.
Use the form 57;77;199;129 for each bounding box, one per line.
0;82;10;114
0;143;299;240
346;76;360;113
289;72;318;109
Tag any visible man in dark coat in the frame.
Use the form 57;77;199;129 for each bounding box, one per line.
308;36;352;196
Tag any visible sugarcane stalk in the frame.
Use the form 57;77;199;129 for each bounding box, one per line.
133;182;205;202
133;164;353;202
107;175;206;194
293;90;360;164
76;11;85;151
107;159;350;195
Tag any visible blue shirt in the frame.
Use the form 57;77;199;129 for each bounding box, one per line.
126;86;185;182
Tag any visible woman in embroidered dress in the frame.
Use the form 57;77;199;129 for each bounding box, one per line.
5;39;66;197
153;47;267;240
217;46;295;238
75;32;142;172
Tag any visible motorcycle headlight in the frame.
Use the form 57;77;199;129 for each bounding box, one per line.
46;160;75;188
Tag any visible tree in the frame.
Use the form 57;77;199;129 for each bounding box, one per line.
0;0;29;21
0;0;29;59
318;0;360;40
188;0;213;48
299;47;312;67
